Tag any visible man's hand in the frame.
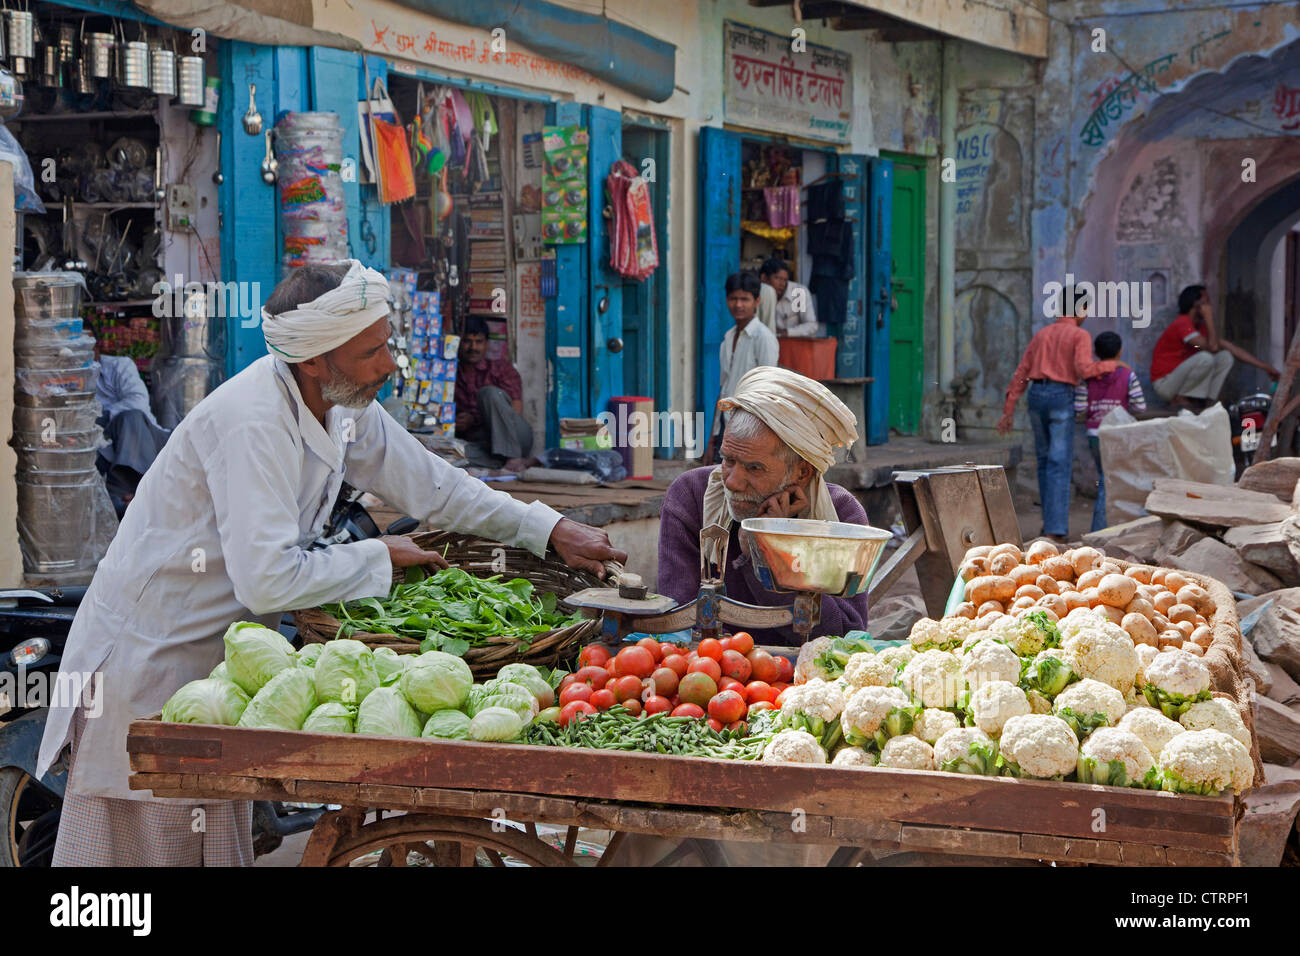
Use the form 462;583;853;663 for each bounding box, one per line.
381;535;451;570
996;412;1015;435
549;518;628;579
757;483;810;519
1268;366;1281;381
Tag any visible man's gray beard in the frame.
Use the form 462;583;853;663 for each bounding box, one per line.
321;372;377;409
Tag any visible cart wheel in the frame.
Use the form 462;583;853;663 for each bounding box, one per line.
0;767;60;868
303;811;579;867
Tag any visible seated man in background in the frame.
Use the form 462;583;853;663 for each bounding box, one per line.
454;316;534;472
760;256;819;337
1150;284;1278;408
659;366;868;646
93;340;170;516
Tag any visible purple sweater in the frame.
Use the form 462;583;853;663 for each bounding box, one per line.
656;466;871;647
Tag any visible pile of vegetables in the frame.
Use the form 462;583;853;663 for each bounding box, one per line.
162;621;561;743
320;566;582;656
525;707;776;760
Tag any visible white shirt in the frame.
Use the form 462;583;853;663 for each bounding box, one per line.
719;318;780;400
95;354;162;428
775;280;819;337
37;355;562;800
757;282;777;334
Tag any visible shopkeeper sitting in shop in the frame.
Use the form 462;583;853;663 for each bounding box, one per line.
92;340;171;517
454;315;535;472
760;257;819;337
658;366;869;647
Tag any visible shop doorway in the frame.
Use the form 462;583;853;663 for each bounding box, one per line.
619;122;670;420
882;151;926;434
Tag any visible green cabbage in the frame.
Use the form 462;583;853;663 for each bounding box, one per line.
162;678;250;726
236;667;318;730
495;663;555;710
356;686;424;737
421;709;472;739
223;621;296;696
296;644;324;667
302;701;356;734
313;639;380;705
468;706;525;742
400;651;473;713
373;647;409;685
467;680;539;722
209;661;230;681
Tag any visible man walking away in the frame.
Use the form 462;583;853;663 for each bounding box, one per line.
997;288;1121;543
1074;331;1146;533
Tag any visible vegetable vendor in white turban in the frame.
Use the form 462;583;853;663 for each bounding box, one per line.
37;261;626;867
657;365;870;648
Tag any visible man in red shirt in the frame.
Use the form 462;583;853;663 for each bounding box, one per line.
1150;285;1278;408
455;316;533;471
997;288;1122;542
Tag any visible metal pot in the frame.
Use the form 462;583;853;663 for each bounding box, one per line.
86;32;114;79
149;46;175;96
39;43;61;87
176;54;204;106
56;23;76;64
14;272;84;318
72;55;95;95
6;10;35;59
118;40;149;88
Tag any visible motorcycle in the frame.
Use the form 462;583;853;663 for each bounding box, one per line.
1227;392;1274;479
0;484;417;866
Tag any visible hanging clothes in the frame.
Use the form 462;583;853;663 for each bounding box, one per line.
763;184;801;229
606;159;659;280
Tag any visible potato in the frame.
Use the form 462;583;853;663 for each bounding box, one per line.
1010;596;1037;612
1008;564;1040;588
1080;586;1101;607
1098;561;1121;576
1097;573;1138;608
976;600;1006;617
1157;631;1184;649
1150;568;1168;587
1123;565;1154;584
1153;591;1177;614
988;543;1023;563
1034;574;1060;595
1069;547;1102;576
1025;540;1059;565
1189;625;1213;649
1015;584;1045;601
965;575;1016;606
988;552;1021;577
1176;584;1215;618
1122;612;1159;647
976;611;1005;630
1097;604;1125;625
1037;593;1068;619
964;545;994;563
959;560;985;582
1125;596;1157;622
1174;620;1195;638
1163;571;1191;594
1182;641;1204;657
1136;584;1161;601
951;601;976;620
1063;590;1090;612
1076;569;1106;592
1042;556;1075;582
1152;613;1170;632
1167;603;1197;625
1030;603;1060;623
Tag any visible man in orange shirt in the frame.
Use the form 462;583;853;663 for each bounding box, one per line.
997;288;1123;542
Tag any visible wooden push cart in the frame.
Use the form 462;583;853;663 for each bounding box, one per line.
127;720;1241;867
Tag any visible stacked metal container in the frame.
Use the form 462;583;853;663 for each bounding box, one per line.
151;287;225;428
275;111;349;277
12;272;118;583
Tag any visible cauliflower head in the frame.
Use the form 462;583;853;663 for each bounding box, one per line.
794;637;835;684
879;734;936;770
843;652;898;690
989;610;1058;656
939;615;976;648
1117;708;1185;759
962;639;1022;691
1179;697;1250;747
761;729;828;765
1026;688;1054;714
776;678;845;749
1052;677;1127;738
1061;623;1139;694
970;680;1032;737
877;645;917;669
1023;649;1080;699
1158;728;1253;795
1078;727;1157;787
999;714;1079;779
934;727;999;775
1142;649;1213;718
1134;644;1160;688
908;617;945;650
841;685;914;749
901;649;963;709
831;745;878;769
1059;606;1108;642
913;707;961;745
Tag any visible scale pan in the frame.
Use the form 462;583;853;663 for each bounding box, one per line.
740;518;892;597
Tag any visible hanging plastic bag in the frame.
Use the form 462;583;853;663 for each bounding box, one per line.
357;77;397;186
606;160;658;280
0;122;45;213
372;112;416;204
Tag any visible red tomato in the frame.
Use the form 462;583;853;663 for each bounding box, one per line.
725;720;748;735
669;695;681;708
622;698;643;717
687;657;722;683
745;680;777;704
589;688;617;710
746;649;780;684
685;651;699;665
643;695;672;715
611;674;644;703
660;654;689;678
557;674;578;693
672;703;706;719
706;717;724;732
559;683;593;707
771;681;790;694
717;637;733;652
776;685;795;707
678;672;718;707
747;700;775;716
697;638;724;662
578;644;611;669
616;646;656;679
718;677;746;698
636;637;663;662
605;655;622;678
559;700;597;727
708;690;747;724
775;655;794;684
649;667;679;699
573;666;609;689
728;632;755;655
720;649;752;683
658;642;680;660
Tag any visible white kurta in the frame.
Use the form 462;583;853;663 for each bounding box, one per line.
36;356;562;800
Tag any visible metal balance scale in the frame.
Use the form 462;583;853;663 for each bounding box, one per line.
563;518;893;644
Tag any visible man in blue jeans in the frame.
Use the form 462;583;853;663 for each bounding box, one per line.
997;290;1124;543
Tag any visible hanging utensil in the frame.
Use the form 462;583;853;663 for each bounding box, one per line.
86;31;114;79
6;10;35;60
149;45;175;97
154;146;165;202
176;54;204;106
260;129;277;184
212;130;223;185
242;82;262;135
116;22;148;90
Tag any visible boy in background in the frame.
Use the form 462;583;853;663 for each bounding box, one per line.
1075;330;1146;532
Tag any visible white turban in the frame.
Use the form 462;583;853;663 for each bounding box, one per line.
261;259;391;362
701;367;860;565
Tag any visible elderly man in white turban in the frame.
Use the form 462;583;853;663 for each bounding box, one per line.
37;261;625;866
658;366;868;646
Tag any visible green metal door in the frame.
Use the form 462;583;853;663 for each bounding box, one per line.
885;154;925;434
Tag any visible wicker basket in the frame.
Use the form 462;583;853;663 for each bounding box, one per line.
292;531;612;678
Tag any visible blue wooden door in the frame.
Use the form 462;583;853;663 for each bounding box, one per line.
545;101;588;446
834;153;867;383
865;157;894;446
696;126;742;434
586;105;624;413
